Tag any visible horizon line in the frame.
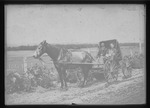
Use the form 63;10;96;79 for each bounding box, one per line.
7;42;143;47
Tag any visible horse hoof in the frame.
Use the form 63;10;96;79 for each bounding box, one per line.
60;87;67;91
105;83;110;87
65;87;68;91
62;88;68;91
60;87;63;90
80;84;84;88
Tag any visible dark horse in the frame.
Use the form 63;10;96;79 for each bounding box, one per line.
33;40;95;89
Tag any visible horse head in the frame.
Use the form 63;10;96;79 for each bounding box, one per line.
33;40;48;59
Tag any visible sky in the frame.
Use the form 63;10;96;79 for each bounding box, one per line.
5;4;145;47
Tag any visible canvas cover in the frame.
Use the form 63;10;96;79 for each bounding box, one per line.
99;39;122;62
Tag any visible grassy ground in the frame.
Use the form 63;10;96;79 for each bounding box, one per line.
5;69;145;104
5;45;145;104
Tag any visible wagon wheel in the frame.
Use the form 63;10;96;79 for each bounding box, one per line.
104;72;114;83
127;67;132;77
31;77;38;87
104;60;119;83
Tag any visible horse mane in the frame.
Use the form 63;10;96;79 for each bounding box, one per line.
45;43;62;61
47;43;61;50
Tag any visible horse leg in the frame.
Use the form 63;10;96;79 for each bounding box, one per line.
83;73;88;87
56;66;64;89
80;65;89;87
62;68;68;89
83;64;93;87
54;63;65;89
60;72;64;89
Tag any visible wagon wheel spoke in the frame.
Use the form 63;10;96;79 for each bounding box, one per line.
104;60;119;83
110;62;119;81
107;73;113;83
112;63;119;77
104;72;109;80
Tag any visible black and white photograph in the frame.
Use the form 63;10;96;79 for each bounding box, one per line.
5;4;145;105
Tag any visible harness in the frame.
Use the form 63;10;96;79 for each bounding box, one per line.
38;48;69;66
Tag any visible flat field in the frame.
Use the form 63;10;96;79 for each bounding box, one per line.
5;45;142;75
5;45;146;105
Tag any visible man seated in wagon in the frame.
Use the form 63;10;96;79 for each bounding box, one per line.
96;42;108;64
106;43;117;61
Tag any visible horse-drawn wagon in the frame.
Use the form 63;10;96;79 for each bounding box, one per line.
91;39;131;83
33;39;132;89
58;39;132;85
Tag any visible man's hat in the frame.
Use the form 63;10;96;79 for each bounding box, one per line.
101;43;105;47
110;43;114;47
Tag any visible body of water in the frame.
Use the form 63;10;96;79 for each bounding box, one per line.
6;46;141;58
6;50;35;58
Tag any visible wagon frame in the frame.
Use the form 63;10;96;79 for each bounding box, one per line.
58;39;132;84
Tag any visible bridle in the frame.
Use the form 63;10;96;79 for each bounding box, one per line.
36;43;51;66
37;46;64;67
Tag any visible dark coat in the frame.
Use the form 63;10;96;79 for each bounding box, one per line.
97;47;108;57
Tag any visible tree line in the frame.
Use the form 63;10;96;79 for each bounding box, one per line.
6;43;142;51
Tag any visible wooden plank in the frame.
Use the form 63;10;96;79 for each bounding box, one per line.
58;62;102;65
58;62;105;70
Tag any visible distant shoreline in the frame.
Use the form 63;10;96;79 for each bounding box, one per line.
6;43;144;51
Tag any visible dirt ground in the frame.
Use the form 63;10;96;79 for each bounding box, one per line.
5;69;145;105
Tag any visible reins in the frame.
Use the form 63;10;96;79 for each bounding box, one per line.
38;57;60;67
38;46;67;66
38;57;53;67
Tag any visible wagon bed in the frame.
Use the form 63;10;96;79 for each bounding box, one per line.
58;61;102;65
58;61;105;73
